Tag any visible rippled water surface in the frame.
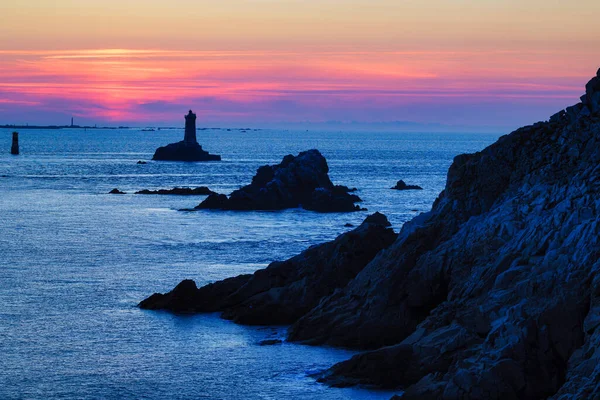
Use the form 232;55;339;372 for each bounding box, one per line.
0;128;499;399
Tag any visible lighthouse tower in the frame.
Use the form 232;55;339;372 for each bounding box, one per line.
183;110;197;145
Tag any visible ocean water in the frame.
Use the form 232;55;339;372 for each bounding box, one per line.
0;128;499;399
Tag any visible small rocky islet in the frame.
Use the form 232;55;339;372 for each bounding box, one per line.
135;187;215;196
141;70;600;399
108;187;215;196
391;180;423;190
152;110;221;162
195;149;364;213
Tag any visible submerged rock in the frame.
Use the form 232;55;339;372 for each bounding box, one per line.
195;150;364;212
139;213;397;325
391;180;423;190
153;110;221;162
109;188;125;194
135;187;215;196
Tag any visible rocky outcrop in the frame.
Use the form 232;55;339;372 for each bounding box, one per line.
139;213;397;325
195;150;364;212
109;188;125;194
153;110;221;162
135;187;215;196
392;180;423;190
139;69;600;400
283;68;600;399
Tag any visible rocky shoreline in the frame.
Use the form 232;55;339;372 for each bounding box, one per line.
140;212;396;324
140;69;600;399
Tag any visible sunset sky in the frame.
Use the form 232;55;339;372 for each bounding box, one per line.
1;0;599;130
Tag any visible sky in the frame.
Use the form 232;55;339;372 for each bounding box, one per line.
0;0;599;131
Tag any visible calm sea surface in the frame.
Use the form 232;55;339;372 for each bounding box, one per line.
0;128;499;399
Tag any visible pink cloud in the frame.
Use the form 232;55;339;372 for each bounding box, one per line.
0;49;596;129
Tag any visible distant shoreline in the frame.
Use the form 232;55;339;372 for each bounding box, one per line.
0;125;262;131
0;125;128;130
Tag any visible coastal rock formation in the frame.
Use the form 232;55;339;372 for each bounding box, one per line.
152;110;221;161
109;188;125;194
139;213;397;325
282;68;600;399
135;187;215;196
391;180;423;190
139;69;600;400
195;150;364;212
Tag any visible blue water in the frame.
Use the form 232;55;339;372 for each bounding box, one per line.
0;128;499;399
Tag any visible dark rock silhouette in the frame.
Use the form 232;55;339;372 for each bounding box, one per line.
363;211;392;227
142;68;600;399
137;160;147;164
109;188;125;194
139;69;600;400
139;213;397;325
152;110;221;161
391;180;423;190
11;132;19;155
195;150;363;212
135;187;215;196
285;68;600;398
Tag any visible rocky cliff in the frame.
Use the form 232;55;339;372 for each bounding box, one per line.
141;69;600;399
288;68;600;399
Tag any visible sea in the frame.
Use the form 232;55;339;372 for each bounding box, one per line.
0;127;499;399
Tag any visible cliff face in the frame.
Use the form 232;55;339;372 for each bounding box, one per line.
287;69;600;398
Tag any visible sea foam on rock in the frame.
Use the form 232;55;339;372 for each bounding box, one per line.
195;149;363;212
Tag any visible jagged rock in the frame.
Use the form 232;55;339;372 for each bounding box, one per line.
135;187;215;196
303;186;363;212
195;193;228;209
285;69;600;399
137;160;147;164
139;213;397;325
195;150;364;212
139;275;252;313
109;188;125;194
153;110;221;161
392;180;423;190
363;211;392;227
140;69;600;400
